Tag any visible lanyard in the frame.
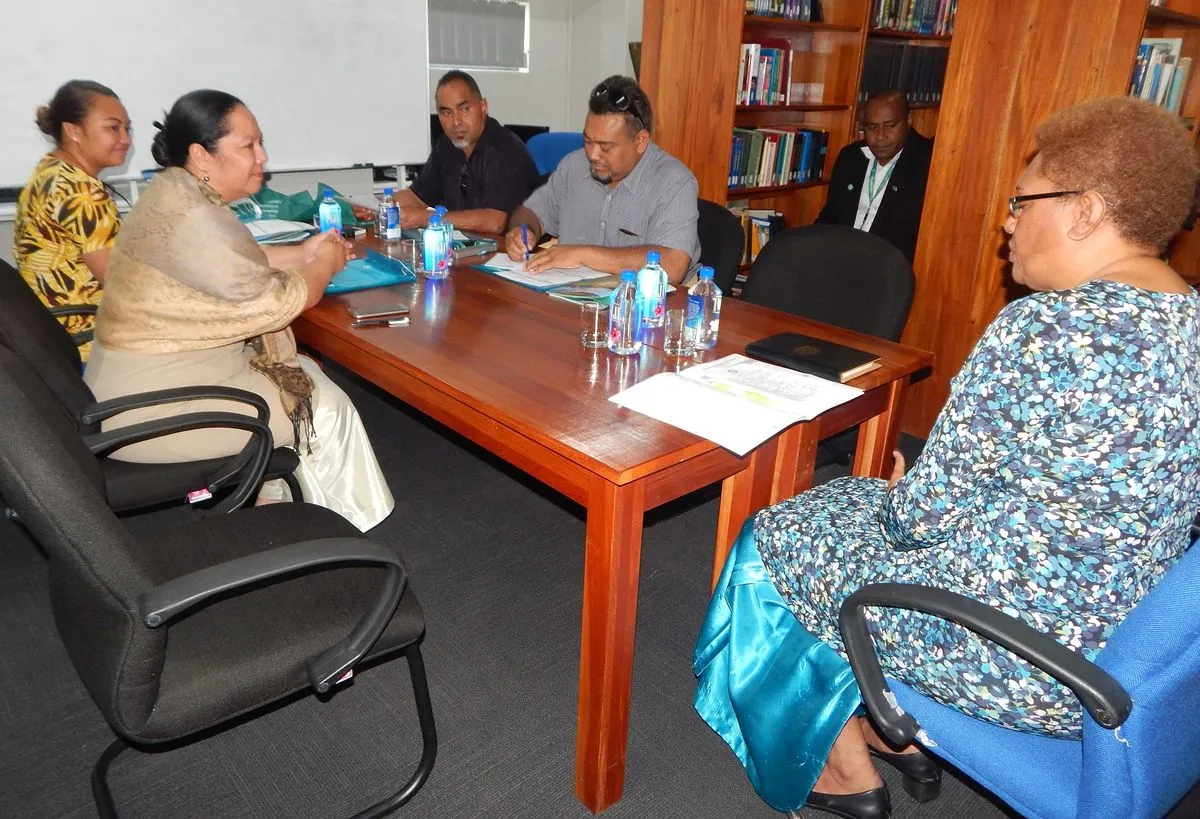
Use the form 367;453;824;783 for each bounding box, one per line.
866;157;897;203
856;157;898;230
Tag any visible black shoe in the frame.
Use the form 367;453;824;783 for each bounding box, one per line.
802;785;891;819
870;747;942;803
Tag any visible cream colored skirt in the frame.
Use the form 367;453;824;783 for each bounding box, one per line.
85;343;394;531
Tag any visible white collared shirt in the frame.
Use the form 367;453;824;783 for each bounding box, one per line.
852;146;903;232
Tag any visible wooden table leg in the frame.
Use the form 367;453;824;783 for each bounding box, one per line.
575;476;646;814
853;378;909;478
769;421;821;503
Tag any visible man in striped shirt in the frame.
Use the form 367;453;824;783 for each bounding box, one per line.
505;75;700;284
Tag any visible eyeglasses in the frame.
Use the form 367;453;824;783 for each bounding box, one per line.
459;166;469;198
1008;190;1081;219
591;84;646;131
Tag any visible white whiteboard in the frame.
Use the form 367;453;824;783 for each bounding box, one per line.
1;0;431;187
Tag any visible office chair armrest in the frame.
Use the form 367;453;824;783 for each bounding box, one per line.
838;583;1133;746
83;412;273;514
48;304;100;346
48;304;99;319
82;388;273;495
81;386;270;426
138;537;409;693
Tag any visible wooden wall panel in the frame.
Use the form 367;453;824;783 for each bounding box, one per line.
641;0;744;204
900;0;1149;436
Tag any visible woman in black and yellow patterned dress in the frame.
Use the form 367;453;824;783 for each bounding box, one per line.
14;80;130;361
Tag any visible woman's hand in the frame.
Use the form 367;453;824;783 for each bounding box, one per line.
301;229;343;263
315;233;350;275
887;450;906;488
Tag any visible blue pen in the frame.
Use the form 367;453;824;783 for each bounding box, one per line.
521;224;530;261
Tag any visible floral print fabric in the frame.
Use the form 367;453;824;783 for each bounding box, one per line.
14;154;120;360
756;279;1200;737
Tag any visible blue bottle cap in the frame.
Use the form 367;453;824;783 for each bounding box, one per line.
322;190;335;201
620;269;637;282
699;265;714;280
646;250;661;264
428;213;442;226
434;205;448;216
383;187;394;196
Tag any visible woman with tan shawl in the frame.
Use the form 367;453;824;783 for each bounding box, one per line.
84;90;393;531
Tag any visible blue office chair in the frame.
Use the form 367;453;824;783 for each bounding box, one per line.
839;540;1200;819
526;132;584;176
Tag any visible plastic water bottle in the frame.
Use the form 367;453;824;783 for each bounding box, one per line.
636;250;668;328
687;265;722;350
434;205;454;265
317;190;341;234
423;212;450;278
377;188;400;243
608;269;643;356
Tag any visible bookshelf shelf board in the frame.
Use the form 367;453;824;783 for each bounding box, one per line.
743;14;860;33
736;103;852;112
728;180;828;196
1145;6;1200;27
868;27;953;41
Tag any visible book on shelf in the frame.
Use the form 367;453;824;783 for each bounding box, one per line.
745;332;881;383
737;40;793;106
870;0;956;35
745;0;822;22
728;127;829;189
1130;39;1192;115
860;39;949;104
726;205;785;266
609;353;861;456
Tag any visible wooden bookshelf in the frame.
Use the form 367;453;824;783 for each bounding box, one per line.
1138;1;1200;279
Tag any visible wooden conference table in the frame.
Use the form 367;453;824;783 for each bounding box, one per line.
292;237;933;814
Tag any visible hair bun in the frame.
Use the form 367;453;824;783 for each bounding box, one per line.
150;128;173;168
34;104;54;136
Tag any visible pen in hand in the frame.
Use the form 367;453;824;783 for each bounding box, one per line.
521;224;530;262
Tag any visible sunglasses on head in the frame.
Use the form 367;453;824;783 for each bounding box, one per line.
592;84;645;131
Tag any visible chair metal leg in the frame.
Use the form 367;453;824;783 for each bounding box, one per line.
350;644;438;818
283;472;304;503
91;736;128;819
88;646;434;819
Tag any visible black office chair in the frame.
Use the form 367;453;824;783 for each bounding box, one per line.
0;259;302;513
0;353;436;818
742;224;915;342
742;225;916;465
697;198;746;294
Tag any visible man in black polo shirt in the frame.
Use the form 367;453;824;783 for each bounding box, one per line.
393;70;540;234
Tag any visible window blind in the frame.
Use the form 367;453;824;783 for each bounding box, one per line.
429;0;529;71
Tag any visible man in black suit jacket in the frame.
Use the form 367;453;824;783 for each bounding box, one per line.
815;90;933;263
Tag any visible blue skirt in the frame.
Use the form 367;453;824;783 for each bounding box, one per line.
693;521;863;811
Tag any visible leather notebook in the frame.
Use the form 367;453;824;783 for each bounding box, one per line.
745;332;881;383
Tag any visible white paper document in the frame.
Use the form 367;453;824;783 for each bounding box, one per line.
609;354;863;456
245;219;316;244
476;253;609;290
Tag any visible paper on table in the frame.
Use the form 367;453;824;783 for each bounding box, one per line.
245;219;316;243
476;253;609;290
609;354;863;456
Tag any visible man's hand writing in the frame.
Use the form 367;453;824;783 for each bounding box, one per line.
524;245;586;273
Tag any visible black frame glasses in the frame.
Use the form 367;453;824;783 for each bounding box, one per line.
591;84;646;131
459;166;469;198
1008;190;1081;219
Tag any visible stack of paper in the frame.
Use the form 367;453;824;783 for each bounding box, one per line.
610;354;862;455
474;253;609;291
246;219;316;244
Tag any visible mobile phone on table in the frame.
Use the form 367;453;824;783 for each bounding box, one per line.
349;303;410;321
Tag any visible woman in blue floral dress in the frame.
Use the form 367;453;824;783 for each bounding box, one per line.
694;96;1200;819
